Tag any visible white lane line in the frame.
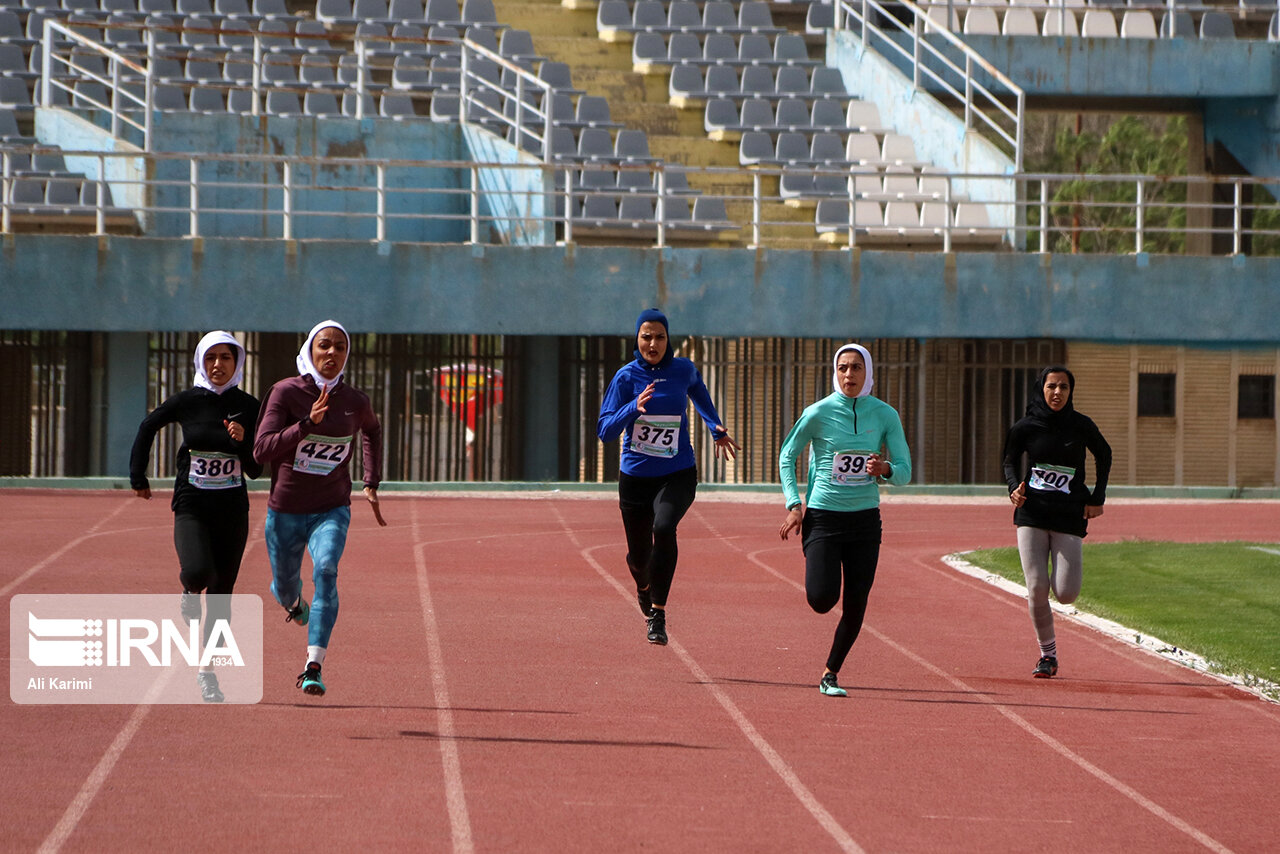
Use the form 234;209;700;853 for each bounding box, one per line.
37;513;262;853
410;501;475;854
1247;546;1280;557
0;500;132;598
37;672;173;854
739;542;1236;854
551;504;865;854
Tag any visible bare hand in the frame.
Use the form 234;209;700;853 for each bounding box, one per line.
1084;504;1104;519
866;453;890;478
779;506;803;540
310;386;330;425
1010;482;1027;508
364;486;387;527
636;382;656;414
713;429;740;461
134;488;151;500
224;419;244;443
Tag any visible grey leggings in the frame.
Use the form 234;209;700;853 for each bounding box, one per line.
1015;526;1083;646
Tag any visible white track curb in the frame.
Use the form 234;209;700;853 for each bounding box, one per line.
942;552;1279;705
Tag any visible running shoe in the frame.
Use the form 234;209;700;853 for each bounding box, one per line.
285;595;309;626
180;591;201;623
197;671;224;703
1032;656;1058;679
646;609;667;645
297;662;325;696
819;672;848;697
637;586;653;618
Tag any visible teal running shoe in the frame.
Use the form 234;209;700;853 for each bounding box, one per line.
297;662;325;696
285;596;309;627
197;671;224;703
819;672;847;697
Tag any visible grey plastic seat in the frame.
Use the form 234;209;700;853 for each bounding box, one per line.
252;0;287;18
618;195;655;229
214;0;251;16
185;50;224;84
389;0;425;24
778;170;813;202
300;54;336;87
691;196;728;226
668;1;700;32
738;130;771;166
226;86;254;112
806;2;834;35
774;98;808;132
181;15;219;47
577;126;613;161
739;2;776;34
499;28;539;63
342;90;376;115
773;34;812;66
668;32;701;64
316;0;354;25
702;1;735;31
265;89;301;114
304;90;340;116
222;55;253;84
775;131;809;166
616;165;653;193
1199;12;1234;39
809;66;845;99
424;0;462;27
738;65;773;98
262;53;297;84
153;83;186;110
219;18;254;50
460;0;497;28
578;164;615;191
735;34;771;65
353;0;389;23
537;61;579;94
577;193;616;226
380;91;414;117
596;0;628;40
1159;10;1194;38
575;95;614;128
632;0;664;31
739;97;773;131
392;53;428;88
615;128;651;162
189;85;223;112
704;96;736;135
809;132;844;167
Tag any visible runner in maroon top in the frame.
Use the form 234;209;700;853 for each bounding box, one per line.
254;320;385;697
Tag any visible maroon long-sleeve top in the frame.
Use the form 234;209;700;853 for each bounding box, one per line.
253;375;382;515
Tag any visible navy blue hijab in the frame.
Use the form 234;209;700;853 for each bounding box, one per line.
634;308;674;368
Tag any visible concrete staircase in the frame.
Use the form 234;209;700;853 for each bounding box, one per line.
494;0;830;249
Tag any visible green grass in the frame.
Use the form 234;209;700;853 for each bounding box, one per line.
962;542;1280;690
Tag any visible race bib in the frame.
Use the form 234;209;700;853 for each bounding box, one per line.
1028;463;1075;494
294;434;353;476
630;415;680;458
189;451;242;490
831;450;873;486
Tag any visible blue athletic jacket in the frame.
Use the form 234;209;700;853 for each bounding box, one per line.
597;356;726;477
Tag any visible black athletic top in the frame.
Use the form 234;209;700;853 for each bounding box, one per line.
129;386;263;514
1001;378;1112;538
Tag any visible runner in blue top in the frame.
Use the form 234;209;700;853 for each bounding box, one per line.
778;343;912;697
597;309;740;645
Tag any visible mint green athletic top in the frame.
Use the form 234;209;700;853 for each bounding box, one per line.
779;392;912;512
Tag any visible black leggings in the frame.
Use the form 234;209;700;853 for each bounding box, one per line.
802;508;882;674
173;508;249;643
618;466;698;609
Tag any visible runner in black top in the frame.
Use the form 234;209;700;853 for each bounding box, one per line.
1001;365;1111;679
129;331;262;702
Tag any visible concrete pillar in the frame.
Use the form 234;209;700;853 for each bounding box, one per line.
520;336;560;481
1185;113;1212;256
103;332;150;479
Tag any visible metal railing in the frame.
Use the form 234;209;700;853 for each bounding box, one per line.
40;20;556;157
8;146;1280;256
835;0;1026;169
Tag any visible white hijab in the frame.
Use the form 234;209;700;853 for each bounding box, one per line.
296;320;350;392
193;331;245;394
832;343;874;398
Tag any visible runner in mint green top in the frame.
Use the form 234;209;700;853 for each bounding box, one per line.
778;343;912;697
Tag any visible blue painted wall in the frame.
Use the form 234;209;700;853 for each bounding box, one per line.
1;236;1275;345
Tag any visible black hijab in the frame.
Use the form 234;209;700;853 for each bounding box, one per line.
1025;365;1076;427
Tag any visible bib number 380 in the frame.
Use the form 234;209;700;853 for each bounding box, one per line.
189;452;241;490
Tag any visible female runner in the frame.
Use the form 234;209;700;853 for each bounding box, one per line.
779;343;911;697
597;309;739;645
129;330;262;703
1001;365;1112;678
254;320;384;697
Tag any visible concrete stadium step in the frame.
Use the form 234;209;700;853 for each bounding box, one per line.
648;134;740;169
495;2;598;38
608;103;704;137
570;69;669;105
532;36;635;71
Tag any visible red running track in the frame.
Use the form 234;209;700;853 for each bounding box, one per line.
1;490;1277;853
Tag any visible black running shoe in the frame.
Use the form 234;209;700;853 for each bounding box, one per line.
1033;656;1058;679
180;591;201;623
637;586;653;618
197;671;224;703
646;609;667;645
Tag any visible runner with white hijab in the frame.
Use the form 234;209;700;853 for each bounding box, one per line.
254;320;384;697
778;343;912;697
129;331;263;703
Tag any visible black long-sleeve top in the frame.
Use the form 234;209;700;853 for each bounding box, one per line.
1001;408;1112;538
129;387;263;514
